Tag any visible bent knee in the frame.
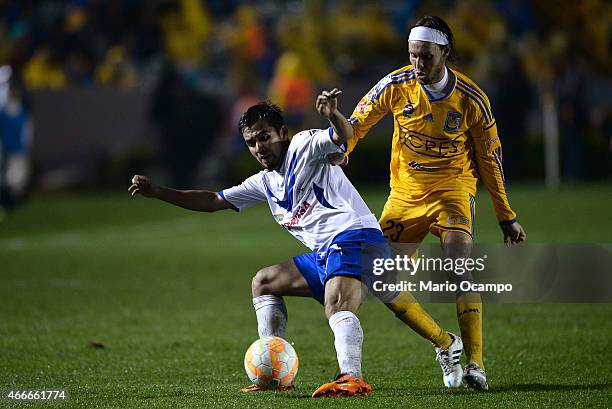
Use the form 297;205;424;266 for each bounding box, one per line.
443;230;473;244
252;266;280;297
324;290;360;318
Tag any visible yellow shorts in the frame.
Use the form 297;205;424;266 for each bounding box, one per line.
379;190;475;243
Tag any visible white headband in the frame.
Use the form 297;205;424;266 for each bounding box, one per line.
408;26;449;45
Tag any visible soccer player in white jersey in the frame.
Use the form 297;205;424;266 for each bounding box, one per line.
129;90;463;397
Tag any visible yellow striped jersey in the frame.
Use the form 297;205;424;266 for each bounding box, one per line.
348;65;516;223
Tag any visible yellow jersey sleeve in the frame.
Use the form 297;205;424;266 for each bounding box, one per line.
470;100;517;223
347;69;408;154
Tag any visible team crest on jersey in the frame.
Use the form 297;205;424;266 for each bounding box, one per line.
444;111;462;132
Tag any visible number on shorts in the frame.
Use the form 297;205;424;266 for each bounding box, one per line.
382;220;404;242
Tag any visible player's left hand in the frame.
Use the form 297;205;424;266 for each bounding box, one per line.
316;88;342;118
501;222;526;246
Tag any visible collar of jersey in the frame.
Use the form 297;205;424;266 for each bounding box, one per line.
420;66;456;102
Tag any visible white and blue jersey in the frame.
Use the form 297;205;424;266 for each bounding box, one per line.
219;128;381;253
220;128;390;304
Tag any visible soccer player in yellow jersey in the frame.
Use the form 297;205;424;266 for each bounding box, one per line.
347;16;527;391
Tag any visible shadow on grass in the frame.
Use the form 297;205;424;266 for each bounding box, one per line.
283;393;317;399
133;383;612;401
369;382;612;397
140;390;200;399
487;383;612;393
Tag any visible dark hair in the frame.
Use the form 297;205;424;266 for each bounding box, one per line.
410;15;457;63
238;102;285;136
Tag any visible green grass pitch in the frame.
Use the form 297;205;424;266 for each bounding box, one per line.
1;183;611;408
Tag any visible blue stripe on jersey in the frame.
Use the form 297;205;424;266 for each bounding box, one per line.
263;152;298;211
312;182;336;209
469;193;475;236
492;146;505;184
456;84;493;124
420;69;457;102
484;120;496;131
456;79;492;111
499;218;517;226
492;146;511;204
456;82;492;123
390;69;415;80
421;84;435;101
456;79;493;123
327;126;347;152
371;71;415;102
217;190;239;212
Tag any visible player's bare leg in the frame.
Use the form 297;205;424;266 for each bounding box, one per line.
251;259;312;338
442;231;488;391
242;260;312;392
312;276;372;398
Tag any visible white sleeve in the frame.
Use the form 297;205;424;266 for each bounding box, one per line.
295;128;347;160
219;173;267;211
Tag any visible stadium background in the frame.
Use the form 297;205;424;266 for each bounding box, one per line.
0;0;609;190
0;1;610;408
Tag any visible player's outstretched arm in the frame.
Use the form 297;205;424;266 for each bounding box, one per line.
128;175;233;213
316;88;353;147
501;221;527;246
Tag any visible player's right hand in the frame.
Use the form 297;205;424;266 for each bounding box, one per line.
316;88;342;118
501;221;526;246
128;175;159;198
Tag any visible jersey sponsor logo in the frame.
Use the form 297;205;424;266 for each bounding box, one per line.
402;103;415;117
281;201;311;230
399;126;462;158
444;111;462;132
408;160;441;172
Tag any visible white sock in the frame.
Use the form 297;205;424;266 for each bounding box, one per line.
253;295;288;338
328;310;363;377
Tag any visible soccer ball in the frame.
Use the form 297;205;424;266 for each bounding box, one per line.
244;336;299;388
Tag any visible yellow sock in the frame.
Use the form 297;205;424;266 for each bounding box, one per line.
386;291;452;349
456;293;484;368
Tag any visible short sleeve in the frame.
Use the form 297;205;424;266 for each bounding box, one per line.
219;173;267;211
311;127;347;155
292;128;347;161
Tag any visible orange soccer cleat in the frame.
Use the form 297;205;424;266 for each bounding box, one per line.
240;384;295;393
311;374;372;398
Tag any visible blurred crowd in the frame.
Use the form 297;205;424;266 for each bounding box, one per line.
0;0;610;196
